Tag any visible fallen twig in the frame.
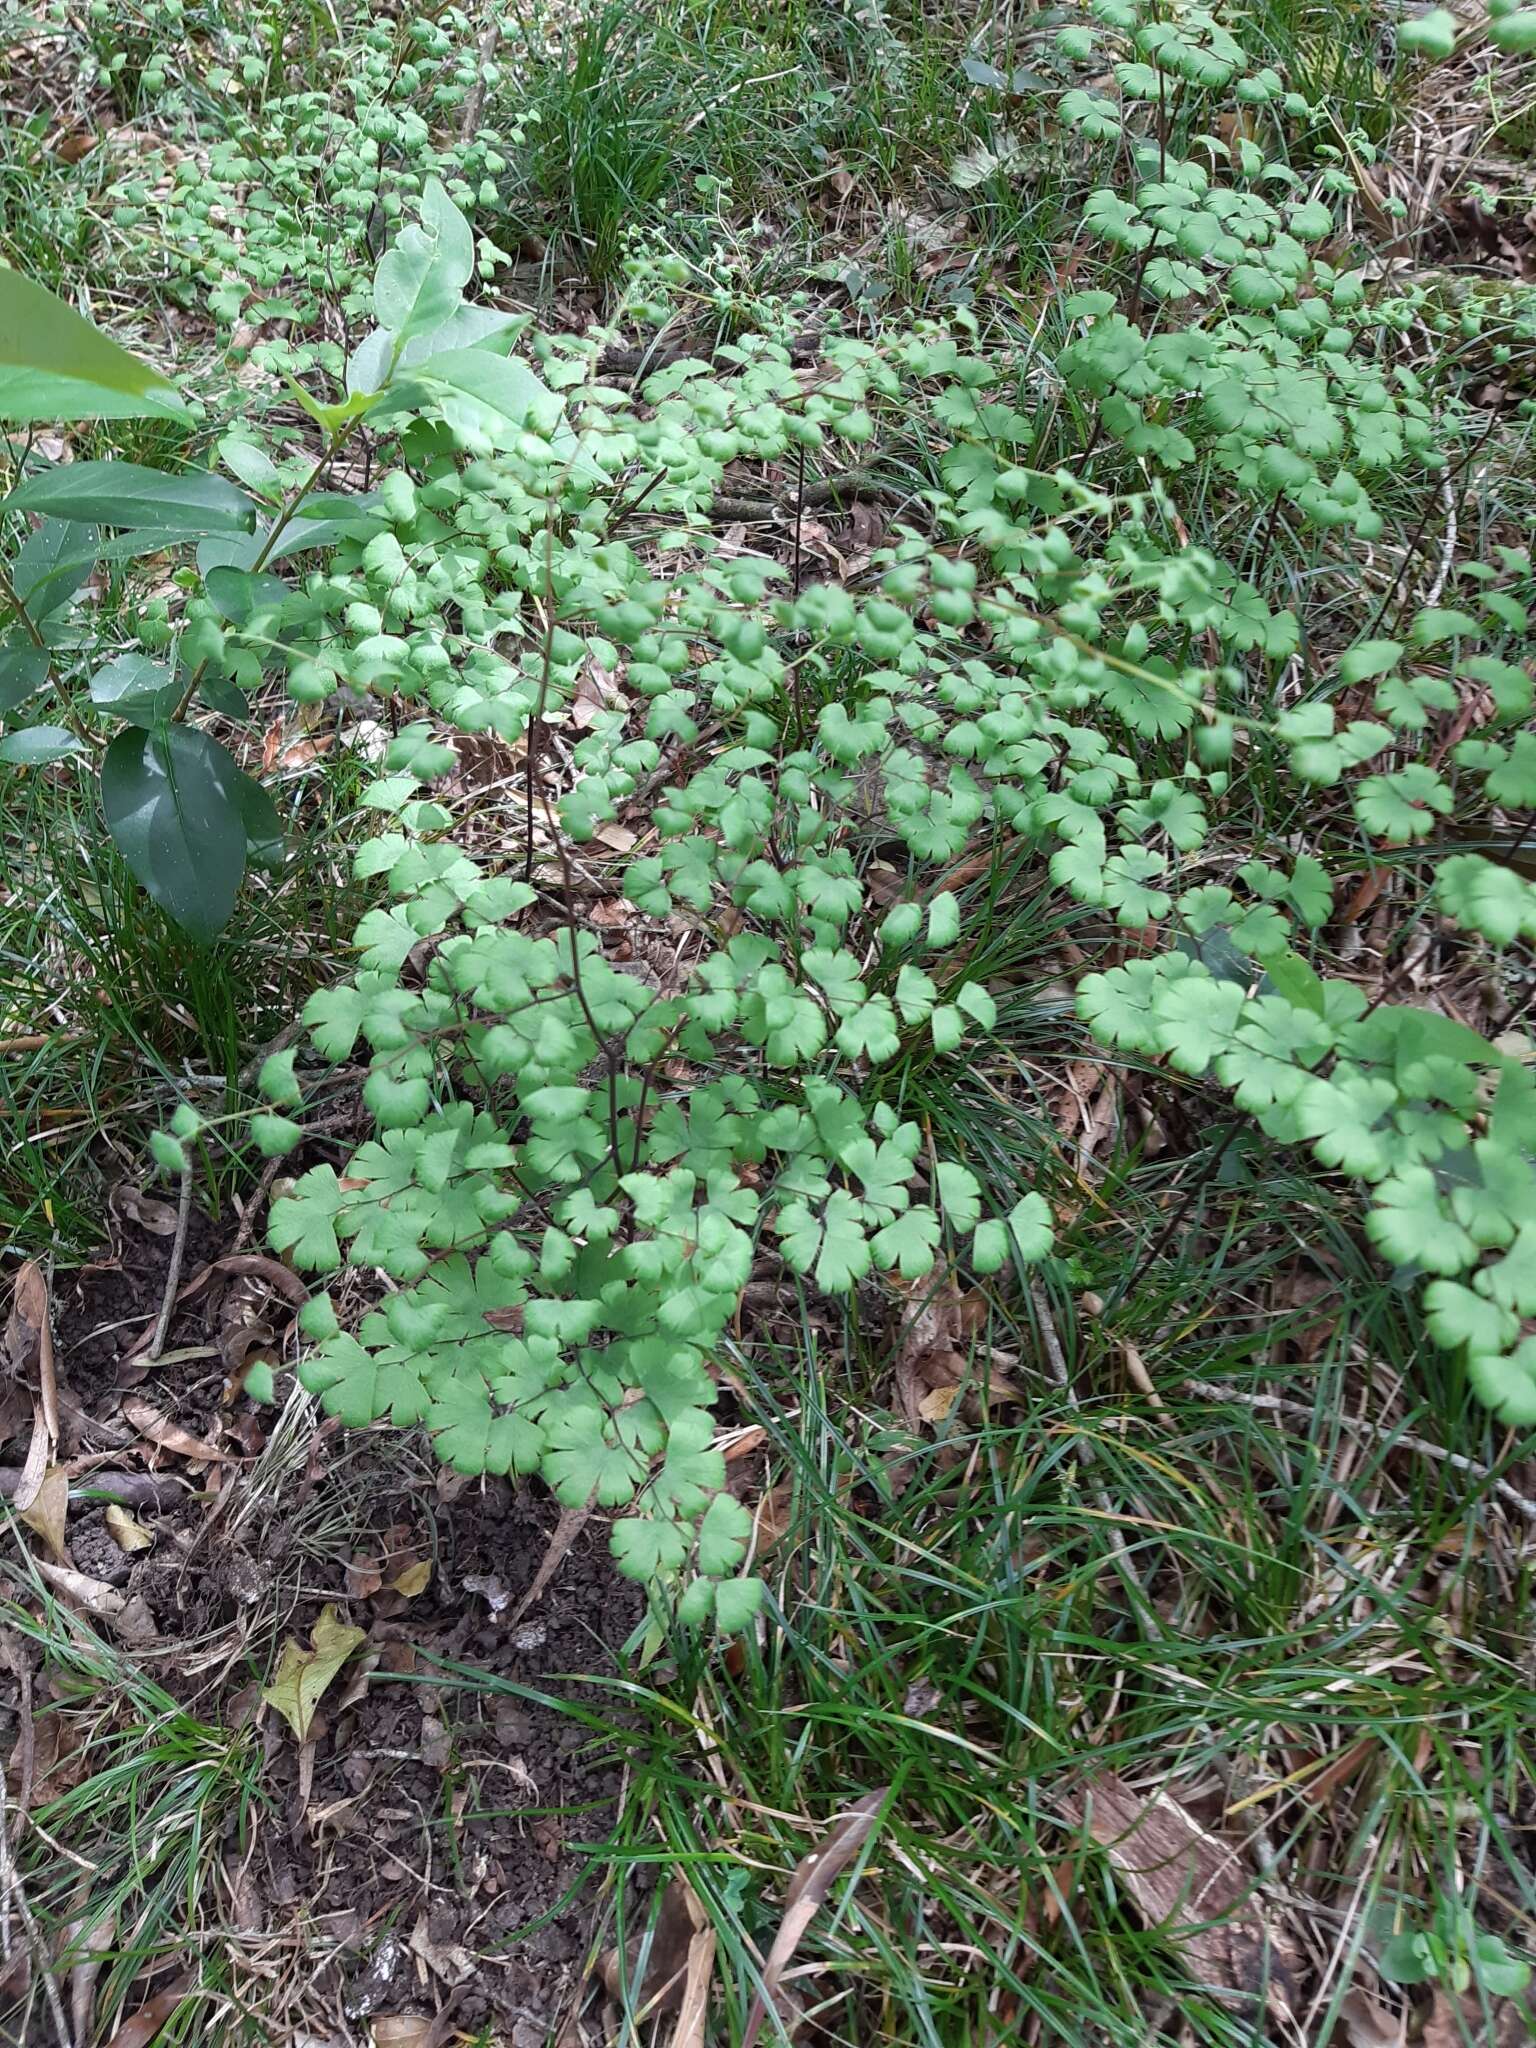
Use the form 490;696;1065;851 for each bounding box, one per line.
507;1495;596;1630
1184;1379;1536;1522
0;1468;185;1511
143;1162;193;1367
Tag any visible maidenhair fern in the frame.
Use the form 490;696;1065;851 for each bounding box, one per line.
108;0;1536;1619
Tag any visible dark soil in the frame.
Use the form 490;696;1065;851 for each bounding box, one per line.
3;1208;652;2045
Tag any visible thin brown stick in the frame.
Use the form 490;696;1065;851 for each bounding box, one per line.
459;22;498;139
143;1162;193;1366
1184;1380;1536;1522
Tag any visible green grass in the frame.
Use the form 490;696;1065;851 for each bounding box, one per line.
0;1564;263;2046
0;727;370;1254
423;1257;1536;2044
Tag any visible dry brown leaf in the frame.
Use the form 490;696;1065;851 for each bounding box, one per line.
1419;1987;1530;2048
4;1262;47;1375
120;1397;233;1464
10;1404;51;1512
671;1896;715;2048
601;1877;700;2015
1419;1993;1463;2048
66;1900;116;2048
371;2021;438;2048
1338;1987;1406;2048
110;1184;181;1235
407;1913;474;1986
1056;1773;1298;2018
741;1790;888;2048
893;1271;1022;1430
218;1319;275;1374
17;1465;70;1561
104;1504;154;1554
346;1555;385;1599
102;1982;190;2048
3;1261;57;1442
34;1559;126;1624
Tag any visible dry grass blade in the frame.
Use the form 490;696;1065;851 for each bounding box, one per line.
1057;1773;1299;2018
741;1789;888;2048
670;1910;716;2048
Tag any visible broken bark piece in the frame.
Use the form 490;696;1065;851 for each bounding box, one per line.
1056;1772;1300;2019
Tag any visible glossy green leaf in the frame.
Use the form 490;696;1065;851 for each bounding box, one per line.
0;723;83;764
89;652;179;727
100;723;252;939
0;266;188;422
4;460;255;534
0;643;49;716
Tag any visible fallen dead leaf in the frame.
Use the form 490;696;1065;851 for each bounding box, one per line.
346;1555;385;1600
1338;1986;1406;2048
261;1604;366;1742
671;1913;716;2048
102;1982;192;2048
17;1465;70;1561
418;1715;451;1771
114;1593;158;1644
741;1790;889;2048
66;1898;116;2048
407;1913;474;1987
10;1405;51;1513
3;1261;57;1441
34;1559;126;1623
28;1703;85;1804
121;1397;234;1465
110;1183;181;1235
104;1504;155;1554
389;1560;431;1599
892;1272;1021;1430
602;1877;700;2016
371;2021;438;2048
1056;1773;1299;2019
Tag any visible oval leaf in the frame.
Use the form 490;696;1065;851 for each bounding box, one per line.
0;644;50;716
0;724;83;764
100;724;252;940
90;652;179;726
5;460;256;534
0;268;188;423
